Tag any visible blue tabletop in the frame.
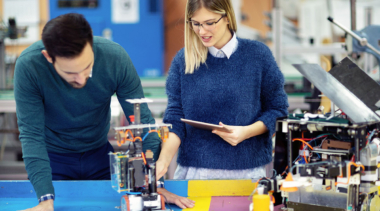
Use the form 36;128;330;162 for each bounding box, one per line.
0;180;186;211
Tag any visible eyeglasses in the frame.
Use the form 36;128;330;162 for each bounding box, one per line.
187;15;226;32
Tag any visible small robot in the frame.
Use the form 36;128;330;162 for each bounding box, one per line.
109;98;172;211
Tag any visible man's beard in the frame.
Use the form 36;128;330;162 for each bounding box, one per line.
69;77;89;89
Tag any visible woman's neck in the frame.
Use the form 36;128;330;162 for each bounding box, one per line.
214;30;233;49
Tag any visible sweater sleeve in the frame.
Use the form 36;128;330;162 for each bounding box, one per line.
256;46;289;137
14;59;55;199
162;51;186;142
115;49;161;161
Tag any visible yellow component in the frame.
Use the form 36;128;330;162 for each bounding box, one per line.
145;150;154;159
160;127;169;143
188;180;257;197
183;196;211;211
377;163;380;168
253;194;270;211
280;173;298;192
116;131;125;142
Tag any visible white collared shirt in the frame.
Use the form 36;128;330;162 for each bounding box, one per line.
208;32;238;59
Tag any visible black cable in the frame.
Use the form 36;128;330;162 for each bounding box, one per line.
272;169;277;179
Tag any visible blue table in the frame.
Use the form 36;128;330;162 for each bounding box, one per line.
0;180;185;211
1;180;284;211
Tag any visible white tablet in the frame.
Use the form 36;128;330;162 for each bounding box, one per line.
180;118;232;133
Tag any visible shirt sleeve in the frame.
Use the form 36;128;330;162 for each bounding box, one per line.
115;50;161;162
256;46;289;137
14;59;54;199
162;52;186;142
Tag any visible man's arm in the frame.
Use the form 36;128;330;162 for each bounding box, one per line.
14;60;55;200
114;50;161;161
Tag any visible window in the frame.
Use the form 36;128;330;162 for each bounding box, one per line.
58;0;98;8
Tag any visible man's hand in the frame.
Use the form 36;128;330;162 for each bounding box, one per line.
21;199;54;211
157;188;195;209
155;158;169;180
212;122;247;146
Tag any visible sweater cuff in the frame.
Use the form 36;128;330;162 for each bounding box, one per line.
34;180;55;199
168;127;184;143
257;115;275;137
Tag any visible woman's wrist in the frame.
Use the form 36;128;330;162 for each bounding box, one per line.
241;125;252;140
157;155;171;168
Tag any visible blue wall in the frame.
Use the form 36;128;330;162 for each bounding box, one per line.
49;0;164;77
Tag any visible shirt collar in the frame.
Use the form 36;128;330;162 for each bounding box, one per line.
208;32;238;59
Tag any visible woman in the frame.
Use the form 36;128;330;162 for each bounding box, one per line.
157;0;288;189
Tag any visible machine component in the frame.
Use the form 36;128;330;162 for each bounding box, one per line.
270;58;380;211
109;98;172;211
292;58;380;123
0;17;27;90
327;16;380;64
250;186;272;211
328;58;380;112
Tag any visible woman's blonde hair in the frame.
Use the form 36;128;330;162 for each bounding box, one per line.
184;0;237;74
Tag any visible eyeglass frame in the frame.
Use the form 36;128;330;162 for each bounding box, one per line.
186;14;226;32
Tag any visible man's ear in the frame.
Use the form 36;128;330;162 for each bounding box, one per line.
41;50;53;63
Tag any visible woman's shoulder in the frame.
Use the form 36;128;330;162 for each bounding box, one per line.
171;48;186;65
237;38;272;55
174;47;185;59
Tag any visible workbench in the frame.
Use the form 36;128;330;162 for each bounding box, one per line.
0;180;284;211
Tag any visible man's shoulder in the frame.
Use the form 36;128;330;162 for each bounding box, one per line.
93;36;124;52
18;40;45;61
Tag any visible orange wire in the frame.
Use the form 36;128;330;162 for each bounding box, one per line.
149;130;158;133
293;137;312;164
292;139;314;150
125;130;134;142
141;152;147;165
125;129;133;138
269;192;275;203
337;162;365;185
134;137;142;142
117;140;123;147
281;166;288;176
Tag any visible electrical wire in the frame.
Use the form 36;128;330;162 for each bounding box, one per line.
142;129;159;141
272;169;277;178
293;138;314;150
336;162;365;185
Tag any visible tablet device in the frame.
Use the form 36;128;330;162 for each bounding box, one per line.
180;118;232;133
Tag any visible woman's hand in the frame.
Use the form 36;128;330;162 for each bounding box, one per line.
212;122;248;146
158;188;195;209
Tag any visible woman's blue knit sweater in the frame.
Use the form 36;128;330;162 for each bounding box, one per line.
163;38;289;170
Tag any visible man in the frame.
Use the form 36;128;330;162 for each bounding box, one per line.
14;13;194;210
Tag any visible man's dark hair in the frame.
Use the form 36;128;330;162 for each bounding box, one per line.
42;13;93;63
